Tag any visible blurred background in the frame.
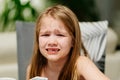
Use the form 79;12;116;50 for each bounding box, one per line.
0;0;120;80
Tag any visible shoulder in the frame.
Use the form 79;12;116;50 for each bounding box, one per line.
77;56;91;65
26;64;31;80
27;64;31;73
76;56;110;80
76;56;88;71
76;56;95;75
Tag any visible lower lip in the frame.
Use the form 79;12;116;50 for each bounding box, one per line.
47;50;58;55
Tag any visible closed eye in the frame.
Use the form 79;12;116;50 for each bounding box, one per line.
40;34;50;36
57;34;65;37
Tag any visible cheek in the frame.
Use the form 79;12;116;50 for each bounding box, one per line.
39;37;47;48
61;38;72;48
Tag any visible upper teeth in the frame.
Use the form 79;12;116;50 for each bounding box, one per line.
46;49;60;51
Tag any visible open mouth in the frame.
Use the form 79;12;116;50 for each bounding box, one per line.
46;48;60;54
46;48;60;51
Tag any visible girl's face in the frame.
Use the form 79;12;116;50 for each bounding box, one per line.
39;16;73;62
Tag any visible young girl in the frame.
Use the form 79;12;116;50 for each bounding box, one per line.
26;5;110;80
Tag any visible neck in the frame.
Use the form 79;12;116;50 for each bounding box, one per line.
43;57;68;80
47;59;67;73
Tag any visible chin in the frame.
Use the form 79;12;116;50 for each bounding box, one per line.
47;57;60;62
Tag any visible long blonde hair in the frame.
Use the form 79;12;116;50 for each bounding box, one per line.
28;5;88;80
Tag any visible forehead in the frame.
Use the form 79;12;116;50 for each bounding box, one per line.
40;16;68;31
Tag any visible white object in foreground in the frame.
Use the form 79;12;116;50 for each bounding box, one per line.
30;76;48;80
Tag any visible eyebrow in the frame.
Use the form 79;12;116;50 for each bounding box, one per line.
40;30;50;34
54;29;62;33
41;28;65;33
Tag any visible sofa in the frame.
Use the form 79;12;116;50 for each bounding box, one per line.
0;32;18;79
105;28;120;80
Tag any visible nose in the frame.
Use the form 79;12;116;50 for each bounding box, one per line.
48;36;58;47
